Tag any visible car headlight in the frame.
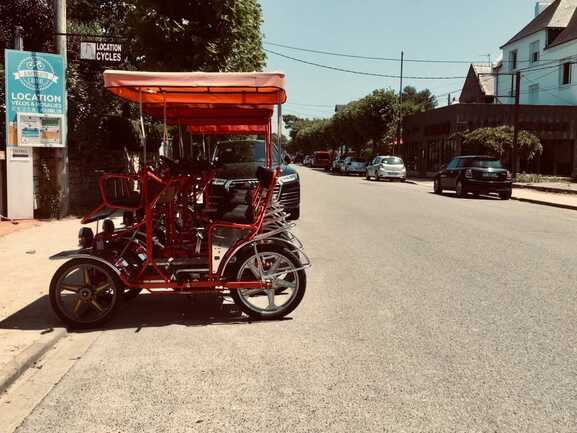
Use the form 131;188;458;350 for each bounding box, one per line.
212;178;227;186
278;173;298;184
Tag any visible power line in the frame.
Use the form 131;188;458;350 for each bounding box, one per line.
264;40;572;65
265;41;480;64
264;48;467;80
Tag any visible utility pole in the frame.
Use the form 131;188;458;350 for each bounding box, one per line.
397;50;404;155
54;0;69;216
512;70;521;177
14;26;24;50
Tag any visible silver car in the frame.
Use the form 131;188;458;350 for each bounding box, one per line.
342;157;367;175
366;156;407;181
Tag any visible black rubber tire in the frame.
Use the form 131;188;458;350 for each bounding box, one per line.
499;191;512;200
365;171;370;180
49;258;122;329
229;244;306;320
434;178;443;194
456;180;466;198
375;173;380;182
287;208;300;220
122;288;142;302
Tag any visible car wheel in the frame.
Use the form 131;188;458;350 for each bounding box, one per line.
365;171;370;180
499;191;512;200
375;173;380;181
434;178;443;194
455;180;466;198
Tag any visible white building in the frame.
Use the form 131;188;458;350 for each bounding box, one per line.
496;0;577;105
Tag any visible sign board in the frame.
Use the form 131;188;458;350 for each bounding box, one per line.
5;49;66;147
4;49;66;219
16;112;64;147
9;147;31;162
80;42;123;63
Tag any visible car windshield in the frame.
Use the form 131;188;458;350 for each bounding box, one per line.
463;158;503;169
382;157;403;165
216;140;279;164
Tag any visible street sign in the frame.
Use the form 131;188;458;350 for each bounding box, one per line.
5;49;66;147
80;41;123;63
4;49;67;219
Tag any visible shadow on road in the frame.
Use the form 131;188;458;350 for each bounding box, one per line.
428;192;501;201
0;294;290;333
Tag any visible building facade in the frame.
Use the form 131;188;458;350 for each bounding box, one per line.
403;0;577;177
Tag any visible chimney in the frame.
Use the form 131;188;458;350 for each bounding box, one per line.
535;1;553;17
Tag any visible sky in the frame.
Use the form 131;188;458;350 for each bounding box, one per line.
260;0;541;125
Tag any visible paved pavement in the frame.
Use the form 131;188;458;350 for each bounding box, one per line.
3;168;577;432
0;218;86;391
411;178;577;210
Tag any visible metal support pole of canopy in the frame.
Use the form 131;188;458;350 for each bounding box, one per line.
139;89;147;166
277;103;283;166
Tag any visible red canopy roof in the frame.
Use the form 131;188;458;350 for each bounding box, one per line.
186;124;267;135
103;70;287;106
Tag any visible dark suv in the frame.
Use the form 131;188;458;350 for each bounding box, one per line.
211;139;301;219
434;156;512;200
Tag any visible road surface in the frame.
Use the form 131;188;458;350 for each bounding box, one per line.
5;167;577;432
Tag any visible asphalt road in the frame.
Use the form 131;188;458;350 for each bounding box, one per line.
11;168;577;432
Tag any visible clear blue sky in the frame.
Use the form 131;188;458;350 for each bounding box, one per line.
260;0;538;122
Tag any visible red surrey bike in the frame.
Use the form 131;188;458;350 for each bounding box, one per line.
48;70;310;329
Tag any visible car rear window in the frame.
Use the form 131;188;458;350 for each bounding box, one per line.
383;157;403;165
462;158;503;169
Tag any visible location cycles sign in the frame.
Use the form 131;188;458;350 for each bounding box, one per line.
4;49;66;147
80;42;123;63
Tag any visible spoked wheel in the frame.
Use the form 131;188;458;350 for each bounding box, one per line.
229;245;306;320
49;258;122;329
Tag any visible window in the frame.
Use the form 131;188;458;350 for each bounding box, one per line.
447;159;459;170
509;50;518;71
462;158;504;169
561;61;572;86
529;84;539;104
530;41;540;64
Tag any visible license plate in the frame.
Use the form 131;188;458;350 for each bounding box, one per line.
483;172;498;178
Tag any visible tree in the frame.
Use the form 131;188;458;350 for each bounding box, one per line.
462;126;543;162
402;86;437;114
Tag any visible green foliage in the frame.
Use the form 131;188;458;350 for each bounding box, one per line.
401;86;437;115
36;155;63;219
462;126;543;160
285;88;401;156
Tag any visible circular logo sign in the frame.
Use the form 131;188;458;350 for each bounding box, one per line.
14;57;58;91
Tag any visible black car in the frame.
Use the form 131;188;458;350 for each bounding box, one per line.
434;155;512;200
211;139;300;220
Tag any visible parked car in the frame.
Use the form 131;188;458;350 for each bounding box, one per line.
433;155;512;200
302;155;313;167
313;151;332;170
342;157;367;175
366;156;407;181
212;139;301;219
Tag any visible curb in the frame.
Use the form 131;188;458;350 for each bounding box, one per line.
514;184;577;195
511;196;577;211
0;328;67;395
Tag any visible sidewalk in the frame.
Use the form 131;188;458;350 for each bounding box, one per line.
0;218;84;393
514;181;577;195
409;178;577;211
